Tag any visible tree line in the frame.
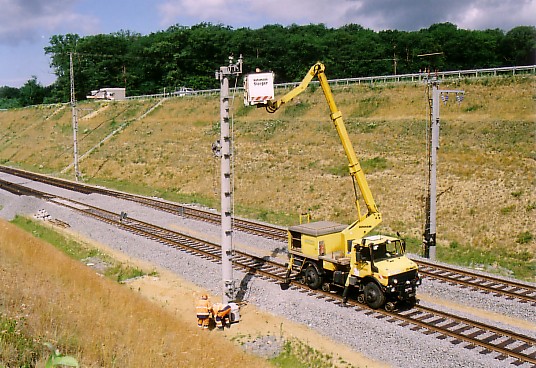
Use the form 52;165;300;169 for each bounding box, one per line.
1;22;534;108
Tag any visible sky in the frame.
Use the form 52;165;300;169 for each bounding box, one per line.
1;0;534;88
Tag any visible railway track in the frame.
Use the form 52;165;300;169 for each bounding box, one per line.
0;166;287;240
1;165;534;307
1;177;534;366
417;259;536;305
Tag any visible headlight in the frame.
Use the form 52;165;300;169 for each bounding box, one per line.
392;279;398;284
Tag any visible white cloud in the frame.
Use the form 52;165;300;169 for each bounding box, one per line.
454;0;536;30
157;0;535;31
157;0;358;28
0;0;99;45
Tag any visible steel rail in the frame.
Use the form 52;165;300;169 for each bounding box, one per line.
418;259;536;305
1;165;534;305
1;178;535;366
393;306;536;365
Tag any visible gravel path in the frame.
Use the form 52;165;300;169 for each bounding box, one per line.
1;173;535;368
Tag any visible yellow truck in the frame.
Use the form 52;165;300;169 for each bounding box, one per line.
245;63;420;311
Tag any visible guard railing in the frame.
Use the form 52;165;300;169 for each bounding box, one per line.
125;65;535;100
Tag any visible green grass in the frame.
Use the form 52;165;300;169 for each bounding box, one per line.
326;163;350;177
104;264;153;283
270;339;354;368
361;156;389;172
86;176;300;227
346;119;378;133
350;95;387;118
270;342;308;368
282;102;310;117
84;177;219;209
327;156;389;177
0;314;40;367
262;119;287;139
436;240;535;281
10;216;152;282
81;176;299;227
234;204;297;227
403;235;423;255
232;335;342;368
233;104;252;117
516;231;533;245
11;216;100;261
401;235;534;281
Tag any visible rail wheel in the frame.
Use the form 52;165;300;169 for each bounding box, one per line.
403;296;417;309
305;265;323;290
384;301;396;312
364;282;385;309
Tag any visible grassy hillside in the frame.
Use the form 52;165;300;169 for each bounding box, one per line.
0;75;534;280
0;219;271;367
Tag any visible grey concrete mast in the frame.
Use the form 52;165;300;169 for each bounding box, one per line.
424;76;464;259
69;52;81;182
215;55;242;304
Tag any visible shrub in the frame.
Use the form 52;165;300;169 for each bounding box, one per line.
511;190;523;198
361;156;389;172
500;205;515;215
516;231;533;244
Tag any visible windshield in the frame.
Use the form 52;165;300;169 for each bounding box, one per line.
371;240;404;262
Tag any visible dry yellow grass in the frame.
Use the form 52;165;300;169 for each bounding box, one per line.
0;220;270;367
0;75;534;278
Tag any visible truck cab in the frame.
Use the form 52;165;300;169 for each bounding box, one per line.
351;235;420;309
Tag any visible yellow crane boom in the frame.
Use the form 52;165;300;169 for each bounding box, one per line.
246;62;420;310
265;62;381;237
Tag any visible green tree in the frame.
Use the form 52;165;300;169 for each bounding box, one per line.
18;76;46;106
0;86;21;108
45;33;81;102
501;26;536;65
41;22;534;103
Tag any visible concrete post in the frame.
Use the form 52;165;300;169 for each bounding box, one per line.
216;55;242;304
426;80;440;260
69;52;80;182
424;77;464;260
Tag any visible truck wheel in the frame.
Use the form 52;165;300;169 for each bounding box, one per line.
305;265;323;290
364;282;385;309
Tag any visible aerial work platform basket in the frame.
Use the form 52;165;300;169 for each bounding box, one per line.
243;72;274;106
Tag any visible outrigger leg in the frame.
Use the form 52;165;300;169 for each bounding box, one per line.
342;275;351;304
280;256;294;290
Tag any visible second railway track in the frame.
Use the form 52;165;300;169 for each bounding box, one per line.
1;165;534;307
1;176;535;367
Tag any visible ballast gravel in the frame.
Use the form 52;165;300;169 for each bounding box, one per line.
0;174;534;368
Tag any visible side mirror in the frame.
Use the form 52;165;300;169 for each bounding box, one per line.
347;240;353;253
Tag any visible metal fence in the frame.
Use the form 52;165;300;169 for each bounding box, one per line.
126;65;536;100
